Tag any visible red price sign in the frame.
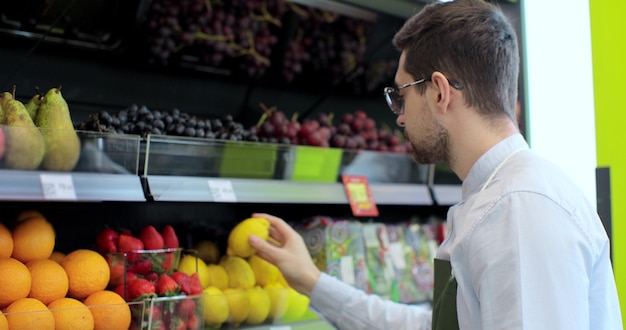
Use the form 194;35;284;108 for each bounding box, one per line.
341;175;379;217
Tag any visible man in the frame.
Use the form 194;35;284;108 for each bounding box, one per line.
249;0;623;329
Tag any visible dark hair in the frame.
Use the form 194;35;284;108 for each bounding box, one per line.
393;0;519;121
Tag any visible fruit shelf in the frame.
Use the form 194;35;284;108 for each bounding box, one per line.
0;126;461;205
0;126;144;201
142;134;434;204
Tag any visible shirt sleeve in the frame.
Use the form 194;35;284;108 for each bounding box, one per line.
460;192;597;330
310;273;432;330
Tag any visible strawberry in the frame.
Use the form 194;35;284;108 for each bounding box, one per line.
118;234;144;263
145;271;159;283
140;225;165;250
145;305;164;329
128;278;156;301
161;251;175;272
177;298;196;320
189;273;203;295
113;272;139;300
171;272;192;295
128;259;152;275
107;258;126;288
171;318;186;330
156;274;180;296
161;225;179;249
186;314;200;330
113;284;127;301
96;228;118;254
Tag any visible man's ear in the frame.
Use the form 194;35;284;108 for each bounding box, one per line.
430;71;452;111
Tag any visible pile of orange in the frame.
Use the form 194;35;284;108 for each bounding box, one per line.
0;210;132;330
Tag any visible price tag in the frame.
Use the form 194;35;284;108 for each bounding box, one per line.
389;242;407;270
40;174;77;200
341;175;379;217
340;255;356;285
207;179;237;202
269;326;292;330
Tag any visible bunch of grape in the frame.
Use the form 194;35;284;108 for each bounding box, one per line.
329;110;411;153
280;6;372;85
145;0;285;77
255;109;301;144
75;105;258;142
296;114;332;147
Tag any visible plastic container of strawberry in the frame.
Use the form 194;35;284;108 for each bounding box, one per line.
110;247;182;277
129;294;204;330
107;247;183;300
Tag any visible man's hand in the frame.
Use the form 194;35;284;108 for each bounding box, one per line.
248;213;321;296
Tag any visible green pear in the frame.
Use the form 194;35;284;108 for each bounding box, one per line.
3;98;46;170
35;87;81;171
0;91;13;125
24;88;42;121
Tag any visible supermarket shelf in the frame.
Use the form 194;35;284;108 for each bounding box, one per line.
0;170;146;202
224;318;336;330
145;176;433;205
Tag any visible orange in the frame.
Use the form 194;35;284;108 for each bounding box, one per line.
0;311;7;330
0;223;13;258
49;251;66;263
26;259;69;305
83;290;131;330
4;297;55;330
48;297;94;330
60;249;110;300
11;216;55;263
0;257;32;308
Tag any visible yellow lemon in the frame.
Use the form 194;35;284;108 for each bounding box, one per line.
282;287;310;322
195;240;221;264
219;255;255;289
206;264;229;290
202;286;229;328
247;254;279;286
227;218;270;258
223;288;249;327
177;254;211;288
177;254;198;274
245;286;270;325
264;282;289;322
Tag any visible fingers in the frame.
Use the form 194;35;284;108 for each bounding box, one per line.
249;234;280;263
252;212;296;238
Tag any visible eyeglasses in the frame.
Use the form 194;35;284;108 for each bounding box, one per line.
383;77;464;115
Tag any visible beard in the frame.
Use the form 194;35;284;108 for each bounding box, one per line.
406;120;450;165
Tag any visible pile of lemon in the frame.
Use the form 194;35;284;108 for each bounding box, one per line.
177;217;311;328
0;211;131;330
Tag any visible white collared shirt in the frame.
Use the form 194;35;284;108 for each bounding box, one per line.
309;134;622;329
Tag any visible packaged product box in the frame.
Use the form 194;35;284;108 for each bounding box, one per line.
361;222;399;301
386;223;425;303
403;223;437;302
298;217;369;293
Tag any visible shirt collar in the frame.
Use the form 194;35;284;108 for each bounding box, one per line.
461;133;529;199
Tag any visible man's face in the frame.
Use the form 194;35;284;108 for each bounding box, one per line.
396;52;450;165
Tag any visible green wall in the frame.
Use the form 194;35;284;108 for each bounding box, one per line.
589;0;626;321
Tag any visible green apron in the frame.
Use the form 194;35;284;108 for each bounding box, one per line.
432;258;459;330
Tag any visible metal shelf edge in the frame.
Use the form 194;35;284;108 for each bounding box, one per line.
146;176;433;205
0;170;145;202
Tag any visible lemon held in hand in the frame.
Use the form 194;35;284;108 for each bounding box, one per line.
227;217;270;258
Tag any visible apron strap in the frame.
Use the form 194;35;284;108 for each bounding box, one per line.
432;258;459;330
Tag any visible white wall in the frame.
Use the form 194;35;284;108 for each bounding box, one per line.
521;0;597;205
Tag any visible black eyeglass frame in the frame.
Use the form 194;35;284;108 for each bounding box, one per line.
383;77;464;115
